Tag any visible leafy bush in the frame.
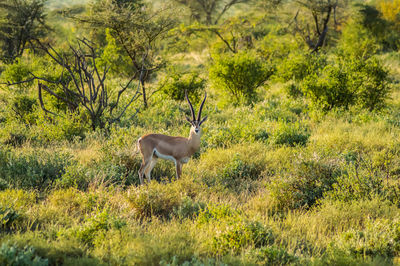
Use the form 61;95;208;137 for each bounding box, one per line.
74;210;126;246
270;121;310;147
301;56;391;111
173;197;205;220
333;219;400;258
202;153;263;193
212;221;274;255
0;58;33;92
277;51;327;83
0;206;20;231
58;159;137;190
0;243;48;266
326;163;385;202
267;154;342;209
209;51;273;104
0;149;72;190
126;182;182;219
161;70;205;102
197;204;240;224
10;95;37;125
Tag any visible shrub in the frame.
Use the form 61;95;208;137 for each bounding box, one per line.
333;218;400;258
301;56;391;111
0;206;20;231
0;58;33;92
277;51;327;83
197;204;240;224
74;210;126;246
270;121;310;147
202;153;263;193
209;51;273;104
10;95;37;125
267;154;342;209
126;182;182;219
0;243;48;266
212;221;274;255
173;197;205;220
0;149;72;190
326;163;385;202
161;70;205;102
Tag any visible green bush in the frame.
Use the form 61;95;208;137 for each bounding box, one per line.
270;121;310;147
161;70;205;102
126;182;182;219
0;149;72;190
212;221;274;255
301;56;391;111
173;197;205;220
0;58;33;92
0;206;20;231
10;95;37;125
197;204;240;224
277;51;327;83
202;154;263;193
209;51;273;104
326;164;384;202
267;154;342;209
333;219;400;259
74;210;126;246
0;243;48;266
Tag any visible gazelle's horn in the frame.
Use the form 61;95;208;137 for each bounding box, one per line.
185;90;195;121
197;92;207;121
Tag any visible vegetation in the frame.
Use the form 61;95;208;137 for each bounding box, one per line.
0;0;400;265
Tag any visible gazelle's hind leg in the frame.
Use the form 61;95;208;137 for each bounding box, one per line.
145;158;158;182
138;156;152;185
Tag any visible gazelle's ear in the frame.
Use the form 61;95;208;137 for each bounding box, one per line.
185;116;192;124
199;115;208;125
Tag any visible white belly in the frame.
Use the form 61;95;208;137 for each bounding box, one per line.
154;149;176;164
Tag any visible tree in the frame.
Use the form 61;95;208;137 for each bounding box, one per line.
0;0;48;63
76;0;175;108
172;0;247;25
293;0;347;52
28;39;142;130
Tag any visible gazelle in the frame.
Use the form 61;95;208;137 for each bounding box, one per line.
137;92;207;184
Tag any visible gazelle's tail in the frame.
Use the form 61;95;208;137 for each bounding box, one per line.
133;137;142;155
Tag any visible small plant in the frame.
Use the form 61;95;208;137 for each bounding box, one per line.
270;121;310;147
197;204;240;224
126;182;182;219
0;243;48;266
173;197;205;220
0;205;20;230
212;221;274;255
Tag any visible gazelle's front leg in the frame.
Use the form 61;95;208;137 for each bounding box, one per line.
175;161;182;179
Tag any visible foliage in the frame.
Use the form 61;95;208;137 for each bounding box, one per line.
212;220;274;255
301;56;391;111
0;148;72;190
209;51;273;104
0;243;48;266
173;197;205;220
0;206;20;231
161;70;205;102
126;181;183;219
270;121;310;147
0;0;48;63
